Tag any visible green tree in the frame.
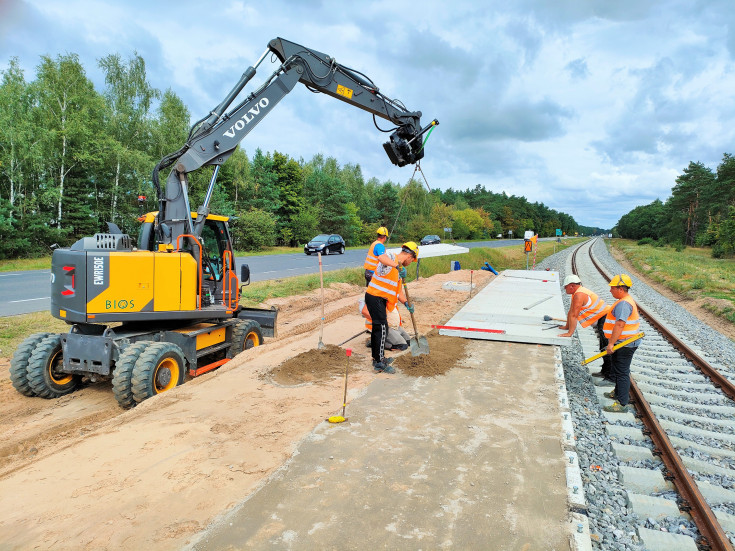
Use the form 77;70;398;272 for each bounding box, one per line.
230;208;276;250
290;205;320;245
272;151;304;245
0;59;34;220
247;148;280;213
98;52;159;224
666;161;715;246
32;54;106;237
151;89;189;160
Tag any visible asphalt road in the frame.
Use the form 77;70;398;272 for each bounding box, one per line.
0;239;523;318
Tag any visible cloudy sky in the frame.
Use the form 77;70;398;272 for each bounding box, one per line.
2;0;734;230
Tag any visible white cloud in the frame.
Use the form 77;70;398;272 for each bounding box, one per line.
1;0;734;229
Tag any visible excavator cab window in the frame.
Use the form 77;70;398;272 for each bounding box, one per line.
200;219;231;281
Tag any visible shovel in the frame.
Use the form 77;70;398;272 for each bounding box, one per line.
581;332;645;365
402;277;429;356
338;330;369;347
317;252;325;350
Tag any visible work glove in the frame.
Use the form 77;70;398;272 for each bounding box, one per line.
405;302;415;314
398;266;407;279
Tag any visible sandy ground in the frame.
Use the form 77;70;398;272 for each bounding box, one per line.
0;269;494;550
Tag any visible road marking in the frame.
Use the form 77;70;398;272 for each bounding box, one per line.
0;271;50;277
10;297;50;303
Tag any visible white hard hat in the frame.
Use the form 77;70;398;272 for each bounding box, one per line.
563;274;582;286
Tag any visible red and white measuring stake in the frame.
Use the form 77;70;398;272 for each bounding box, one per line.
431;325;506;334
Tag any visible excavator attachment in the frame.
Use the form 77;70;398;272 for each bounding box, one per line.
383;119;439;167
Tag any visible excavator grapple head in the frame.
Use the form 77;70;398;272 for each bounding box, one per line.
383;127;424;167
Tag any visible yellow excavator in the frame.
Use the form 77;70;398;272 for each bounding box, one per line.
10;37;438;408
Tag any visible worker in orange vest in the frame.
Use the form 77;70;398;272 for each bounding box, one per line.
601;274;642;413
558;274;612;381
364;241;418;373
363;226;400;286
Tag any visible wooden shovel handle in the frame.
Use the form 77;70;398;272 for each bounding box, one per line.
402;277;420;337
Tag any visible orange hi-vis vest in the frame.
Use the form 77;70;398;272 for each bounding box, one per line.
574;286;609;328
366;265;402;308
364;240;382;271
603;295;640;342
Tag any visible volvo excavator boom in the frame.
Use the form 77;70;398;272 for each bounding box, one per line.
154;37;438;243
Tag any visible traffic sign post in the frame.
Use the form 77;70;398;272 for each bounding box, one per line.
524;239;532;269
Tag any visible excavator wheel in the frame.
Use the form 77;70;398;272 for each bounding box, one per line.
10;332;53;397
130;342;186;404
26;334;80;399
227;320;263;358
112;342;151;409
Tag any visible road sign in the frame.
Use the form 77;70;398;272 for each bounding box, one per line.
524;240;532;252
555;228;562;236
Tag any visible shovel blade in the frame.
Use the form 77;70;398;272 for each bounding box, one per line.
409;335;430;356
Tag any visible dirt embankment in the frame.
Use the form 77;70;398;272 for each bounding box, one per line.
0;269;491;550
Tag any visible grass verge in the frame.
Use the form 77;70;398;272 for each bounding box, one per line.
609;239;735;324
0;257;52;272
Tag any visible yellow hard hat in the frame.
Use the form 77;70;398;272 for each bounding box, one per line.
402;241;419;260
376;226;389;237
609;274;632;288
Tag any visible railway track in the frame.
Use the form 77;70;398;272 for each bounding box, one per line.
565;238;735;551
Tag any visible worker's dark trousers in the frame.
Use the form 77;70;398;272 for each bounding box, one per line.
364;293;388;362
610;346;637;406
595;317;613;378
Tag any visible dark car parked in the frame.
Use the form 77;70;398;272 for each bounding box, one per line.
304;234;345;255
420;234;441;246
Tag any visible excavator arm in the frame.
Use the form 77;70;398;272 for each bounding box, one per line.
154;37;438;243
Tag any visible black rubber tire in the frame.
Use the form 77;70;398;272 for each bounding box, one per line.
10;333;53;397
26;334;79;399
323;247;329;255
227;320;263;358
112;342;151;409
131;342;186;404
339;245;345;254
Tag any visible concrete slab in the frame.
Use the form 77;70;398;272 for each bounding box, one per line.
438;270;572;346
637;526;699;551
627;493;683;520
189;339;570;550
386;243;469;259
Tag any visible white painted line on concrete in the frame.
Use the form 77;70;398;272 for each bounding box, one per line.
10;297;49;303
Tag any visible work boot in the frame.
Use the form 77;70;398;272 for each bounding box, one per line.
388;343;408;351
591;371;606;378
603;391;616;399
603;401;630;413
372;361;396;374
595;378;615;387
383;357;395;365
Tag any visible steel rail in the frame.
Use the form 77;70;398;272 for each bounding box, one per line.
571;239;733;551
